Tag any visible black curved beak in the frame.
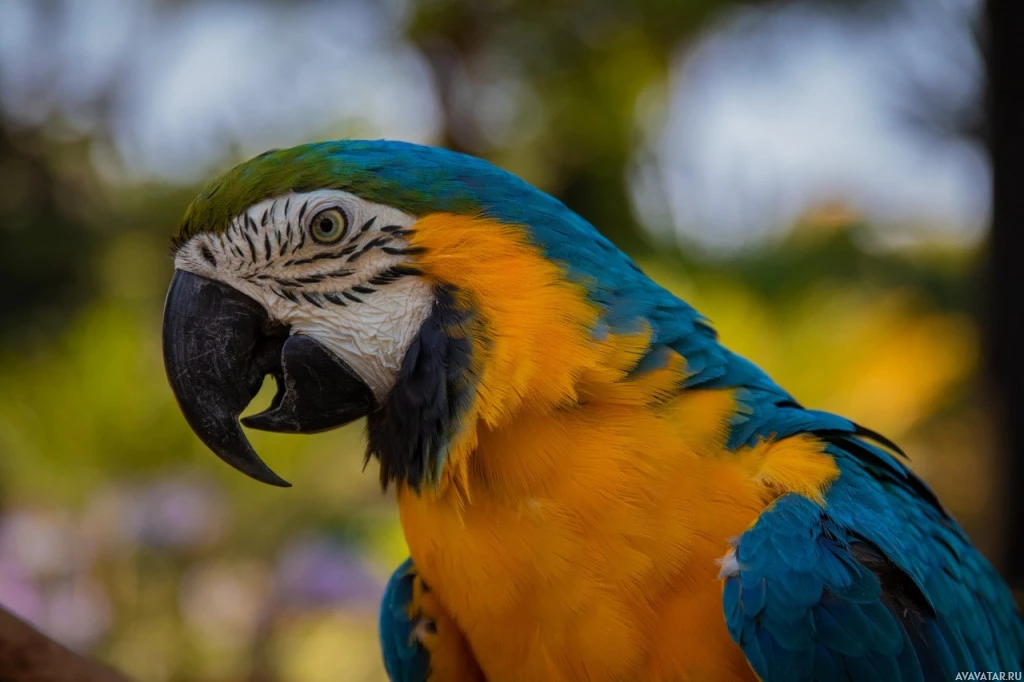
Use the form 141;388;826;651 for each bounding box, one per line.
162;270;378;487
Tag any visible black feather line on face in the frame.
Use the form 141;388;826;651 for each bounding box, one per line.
200;244;217;267
281;222;293;254
243;228;258;261
273;222;285;258
389;265;424;277
276;287;300;304
283;242;359;267
367;286;477;491
347;236;393;263
301;291;323;308
272;278;302;287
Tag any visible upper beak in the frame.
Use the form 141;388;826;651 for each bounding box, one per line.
162;270;378;487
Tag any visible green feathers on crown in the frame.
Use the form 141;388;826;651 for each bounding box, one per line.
176;144;342;248
174;140;486;249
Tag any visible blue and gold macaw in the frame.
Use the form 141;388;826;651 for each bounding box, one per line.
162;140;1024;681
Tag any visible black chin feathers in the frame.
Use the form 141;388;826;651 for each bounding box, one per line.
367;286;477;491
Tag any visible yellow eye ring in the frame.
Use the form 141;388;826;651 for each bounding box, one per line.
309;208;348;244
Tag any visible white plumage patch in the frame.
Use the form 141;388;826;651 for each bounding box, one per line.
174;189;434;399
717;545;741;579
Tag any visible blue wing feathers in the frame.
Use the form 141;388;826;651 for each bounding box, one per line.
721;362;1024;682
380;558;430;682
724;450;1024;681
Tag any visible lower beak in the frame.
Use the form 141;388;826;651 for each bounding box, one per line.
162;270;378;487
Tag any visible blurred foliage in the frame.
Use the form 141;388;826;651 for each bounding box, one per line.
0;126;97;341
0;0;997;680
405;0;766;252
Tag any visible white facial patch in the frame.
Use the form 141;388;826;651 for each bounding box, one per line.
174;189;435;399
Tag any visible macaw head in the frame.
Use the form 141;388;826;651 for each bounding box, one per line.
164;140;709;491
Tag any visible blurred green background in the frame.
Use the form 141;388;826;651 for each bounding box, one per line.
0;0;1007;680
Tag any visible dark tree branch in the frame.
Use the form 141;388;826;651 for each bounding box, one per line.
0;606;133;682
984;0;1024;591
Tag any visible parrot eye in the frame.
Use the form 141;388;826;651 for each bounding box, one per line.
309;208;348;244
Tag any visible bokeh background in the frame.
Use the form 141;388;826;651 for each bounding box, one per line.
0;0;1016;680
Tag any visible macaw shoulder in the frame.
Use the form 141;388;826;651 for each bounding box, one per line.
724;431;1024;681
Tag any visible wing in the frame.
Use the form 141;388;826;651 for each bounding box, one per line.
379;558;485;682
723;434;1024;681
380;558;431;682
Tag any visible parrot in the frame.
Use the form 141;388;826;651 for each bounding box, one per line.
161;139;1024;682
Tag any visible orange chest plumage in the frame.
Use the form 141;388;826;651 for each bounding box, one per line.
391;213;838;681
397;390;835;681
